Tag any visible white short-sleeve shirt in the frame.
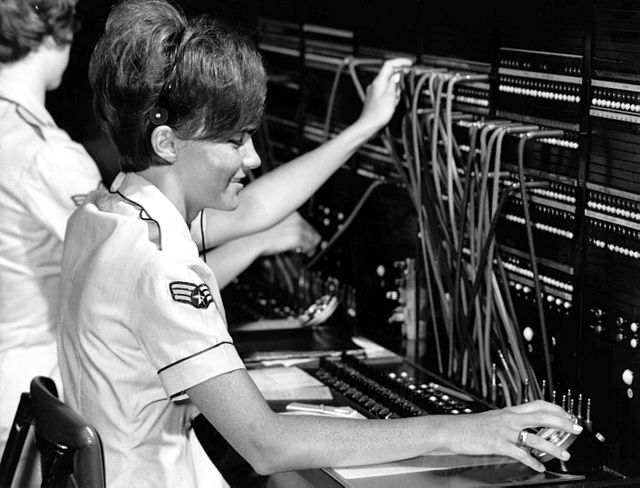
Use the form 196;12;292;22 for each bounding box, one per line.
58;172;245;488
0;77;101;446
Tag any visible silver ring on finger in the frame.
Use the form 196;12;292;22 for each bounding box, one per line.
516;430;529;447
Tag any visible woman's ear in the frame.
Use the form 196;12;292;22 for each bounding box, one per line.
150;126;178;164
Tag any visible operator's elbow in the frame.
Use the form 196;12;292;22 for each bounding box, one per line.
244;452;285;476
243;440;302;476
249;458;279;476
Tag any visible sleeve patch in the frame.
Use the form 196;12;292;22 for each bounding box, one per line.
169;281;214;309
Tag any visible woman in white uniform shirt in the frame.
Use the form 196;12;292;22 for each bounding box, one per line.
58;1;583;486
0;0;101;453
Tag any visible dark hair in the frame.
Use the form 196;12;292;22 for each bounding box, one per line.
0;0;77;63
89;0;267;172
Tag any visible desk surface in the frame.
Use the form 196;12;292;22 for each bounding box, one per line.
211;329;634;488
265;468;636;488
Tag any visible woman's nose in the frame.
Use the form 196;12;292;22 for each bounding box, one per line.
242;138;261;171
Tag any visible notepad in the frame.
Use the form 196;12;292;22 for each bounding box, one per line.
327;454;584;487
248;366;333;400
330;454;517;480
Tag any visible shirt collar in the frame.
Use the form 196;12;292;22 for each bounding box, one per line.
110;172;195;253
0;76;56;128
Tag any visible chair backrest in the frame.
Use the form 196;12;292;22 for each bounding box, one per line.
30;376;106;488
0;392;34;488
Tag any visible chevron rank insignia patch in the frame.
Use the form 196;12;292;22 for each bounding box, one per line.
169;281;213;309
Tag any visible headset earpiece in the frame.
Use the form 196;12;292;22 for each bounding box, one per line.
149;106;169;126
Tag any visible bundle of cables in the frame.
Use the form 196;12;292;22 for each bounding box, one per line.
312;56;561;407
266;56;562;408
400;65;563;405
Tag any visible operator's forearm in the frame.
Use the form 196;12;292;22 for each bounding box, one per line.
202;118;381;247
241;118;379;223
191;370;452;475
256;411;452;473
203;235;265;288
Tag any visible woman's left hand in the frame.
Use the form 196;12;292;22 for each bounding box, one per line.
357;57;413;133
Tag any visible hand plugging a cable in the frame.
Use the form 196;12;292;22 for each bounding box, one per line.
443;400;583;472
357;58;413;133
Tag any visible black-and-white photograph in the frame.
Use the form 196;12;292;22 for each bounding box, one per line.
0;1;637;487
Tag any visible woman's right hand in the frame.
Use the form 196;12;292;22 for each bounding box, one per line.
257;211;321;257
443;400;583;472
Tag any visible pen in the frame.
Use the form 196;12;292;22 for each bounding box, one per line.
285;402;357;417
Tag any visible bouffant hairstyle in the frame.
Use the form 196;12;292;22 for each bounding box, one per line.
89;0;267;172
0;0;77;63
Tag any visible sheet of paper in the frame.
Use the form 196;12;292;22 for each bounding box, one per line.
248;366;333;400
331;454;517;480
351;335;398;359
